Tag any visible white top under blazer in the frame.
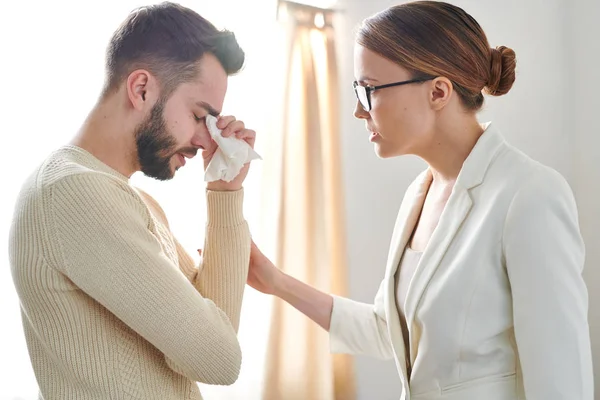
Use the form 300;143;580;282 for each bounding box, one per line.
329;122;594;400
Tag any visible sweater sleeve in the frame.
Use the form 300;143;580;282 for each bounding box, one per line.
193;189;251;332
47;173;248;385
135;188;251;333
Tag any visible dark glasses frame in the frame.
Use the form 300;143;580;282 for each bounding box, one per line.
353;77;435;112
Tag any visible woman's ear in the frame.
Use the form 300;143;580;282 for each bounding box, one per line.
429;77;453;111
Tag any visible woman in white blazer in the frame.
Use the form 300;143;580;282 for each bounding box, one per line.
247;2;594;399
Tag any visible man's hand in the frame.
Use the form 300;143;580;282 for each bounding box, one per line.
203;115;256;192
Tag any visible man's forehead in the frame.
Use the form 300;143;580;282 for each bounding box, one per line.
182;79;225;115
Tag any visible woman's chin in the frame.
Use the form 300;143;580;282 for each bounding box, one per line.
374;143;401;159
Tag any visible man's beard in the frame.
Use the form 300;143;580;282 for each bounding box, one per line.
134;99;178;181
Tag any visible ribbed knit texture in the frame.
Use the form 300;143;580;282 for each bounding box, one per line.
9;145;251;400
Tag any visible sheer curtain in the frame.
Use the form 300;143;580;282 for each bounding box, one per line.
260;2;355;399
0;0;283;398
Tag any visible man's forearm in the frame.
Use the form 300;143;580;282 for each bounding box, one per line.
194;189;251;332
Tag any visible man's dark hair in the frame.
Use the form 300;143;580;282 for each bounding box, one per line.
102;2;245;97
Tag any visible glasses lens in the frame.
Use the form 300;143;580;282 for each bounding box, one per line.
354;84;370;111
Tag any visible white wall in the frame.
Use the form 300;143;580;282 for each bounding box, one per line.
0;1;282;398
570;0;600;396
335;1;599;399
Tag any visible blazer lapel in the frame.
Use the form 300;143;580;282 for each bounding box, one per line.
384;172;432;281
404;184;473;365
382;172;431;392
403;122;506;367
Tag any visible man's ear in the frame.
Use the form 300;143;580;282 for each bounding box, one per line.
126;69;160;111
429;76;453;111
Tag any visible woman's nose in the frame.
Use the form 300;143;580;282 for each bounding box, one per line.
354;101;369;119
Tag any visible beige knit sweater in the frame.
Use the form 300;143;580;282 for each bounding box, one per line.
9;145;251;399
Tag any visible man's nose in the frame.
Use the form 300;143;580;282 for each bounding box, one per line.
191;126;209;149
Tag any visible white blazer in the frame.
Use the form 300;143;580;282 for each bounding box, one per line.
329;123;593;400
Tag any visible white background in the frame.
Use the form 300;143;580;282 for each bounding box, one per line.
1;0;599;399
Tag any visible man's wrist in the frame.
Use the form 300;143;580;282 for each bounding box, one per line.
205;188;245;227
206;182;242;192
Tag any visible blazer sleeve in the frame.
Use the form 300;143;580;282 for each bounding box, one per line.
327;174;427;361
329;279;394;360
503;168;594;399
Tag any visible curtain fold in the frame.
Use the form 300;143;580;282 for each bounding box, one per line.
262;3;355;399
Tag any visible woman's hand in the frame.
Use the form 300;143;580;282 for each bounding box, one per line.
247;241;282;295
247;241;334;331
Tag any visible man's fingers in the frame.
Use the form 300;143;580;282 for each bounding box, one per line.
236;129;256;147
221;120;246;138
216;115;235;129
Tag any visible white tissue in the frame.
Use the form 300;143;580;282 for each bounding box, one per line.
204;114;262;182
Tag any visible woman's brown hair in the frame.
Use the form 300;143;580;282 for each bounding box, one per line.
357;1;516;111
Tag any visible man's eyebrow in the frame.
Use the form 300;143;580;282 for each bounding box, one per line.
196;101;220;117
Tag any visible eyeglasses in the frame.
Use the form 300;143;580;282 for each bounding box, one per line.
353;77;435;112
